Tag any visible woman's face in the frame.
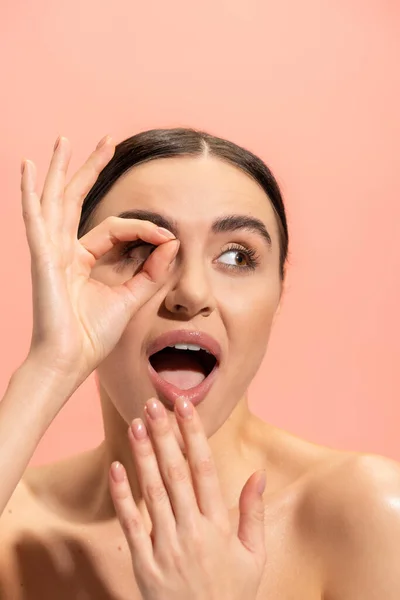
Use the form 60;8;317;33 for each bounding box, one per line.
89;155;282;438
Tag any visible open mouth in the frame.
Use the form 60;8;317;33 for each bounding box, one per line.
149;346;218;391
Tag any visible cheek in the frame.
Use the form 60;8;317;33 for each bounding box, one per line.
220;277;280;327
221;279;280;364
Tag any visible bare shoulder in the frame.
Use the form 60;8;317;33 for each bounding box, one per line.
254;417;400;506
296;450;400;597
298;450;400;529
253;418;345;489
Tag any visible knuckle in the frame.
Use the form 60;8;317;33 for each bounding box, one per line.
146;482;168;504
181;526;204;556
249;505;266;524
105;215;119;228
121;513;142;535
186;524;202;546
166;543;184;572
113;486;131;502
162;539;200;575
89;158;103;176
193;455;215;477
136;269;156;285
141;219;157;230
80;161;102;190
254;506;266;523
21;208;32;222
167;462;189;483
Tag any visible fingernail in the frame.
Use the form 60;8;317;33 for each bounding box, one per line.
21;159;26;175
54;135;61;151
97;135;111;149
156;227;175;239
168;240;180;265
130;418;148;440
145;398;165;420
111;461;126;483
175;397;193;419
257;470;266;495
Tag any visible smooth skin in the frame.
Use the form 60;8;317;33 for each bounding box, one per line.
0;135;399;599
109;397;267;600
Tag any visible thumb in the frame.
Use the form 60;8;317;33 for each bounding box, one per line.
119;240;179;314
237;470;266;554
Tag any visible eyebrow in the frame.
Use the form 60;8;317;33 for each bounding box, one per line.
116;209;272;249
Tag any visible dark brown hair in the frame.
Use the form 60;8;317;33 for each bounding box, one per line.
78;127;289;279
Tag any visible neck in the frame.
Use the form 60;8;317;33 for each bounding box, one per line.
90;387;266;524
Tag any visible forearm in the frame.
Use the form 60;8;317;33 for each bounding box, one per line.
0;358;79;516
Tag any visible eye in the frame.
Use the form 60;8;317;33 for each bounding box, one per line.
116;241;156;271
116;241;261;273
217;244;260;271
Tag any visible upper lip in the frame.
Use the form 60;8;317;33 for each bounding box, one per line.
146;330;222;363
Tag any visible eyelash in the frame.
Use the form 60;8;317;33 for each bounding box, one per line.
219;243;260;271
118;241;261;272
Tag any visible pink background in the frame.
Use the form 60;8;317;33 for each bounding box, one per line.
0;1;399;464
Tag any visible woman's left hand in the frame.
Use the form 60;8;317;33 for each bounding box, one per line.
108;396;267;600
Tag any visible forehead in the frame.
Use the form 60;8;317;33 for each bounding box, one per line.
93;156;279;235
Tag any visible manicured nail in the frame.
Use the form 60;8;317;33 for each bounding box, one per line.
257;470;266;495
175;397;193;419
54;136;61;151
145;398;165;420
111;461;126;483
168;240;180;265
156;227;175;239
96;135;111;149
130;418;148;440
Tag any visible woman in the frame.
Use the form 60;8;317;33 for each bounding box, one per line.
0;128;399;599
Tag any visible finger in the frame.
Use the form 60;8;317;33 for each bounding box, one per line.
127;417;177;541
21;159;48;262
237;470;266;556
40;136;71;232
141;399;199;529
78;216;176;260
109;461;154;565
174;398;230;527
63;135;115;238
117;240;179;318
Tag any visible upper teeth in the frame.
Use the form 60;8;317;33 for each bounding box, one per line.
169;343;211;354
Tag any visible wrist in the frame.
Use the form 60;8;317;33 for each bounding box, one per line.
10;355;80;415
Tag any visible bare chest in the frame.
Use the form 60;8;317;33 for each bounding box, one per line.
0;511;322;600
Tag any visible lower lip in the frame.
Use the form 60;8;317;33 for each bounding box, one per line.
147;360;219;408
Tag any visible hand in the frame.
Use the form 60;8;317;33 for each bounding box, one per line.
109;397;267;600
20;135;179;389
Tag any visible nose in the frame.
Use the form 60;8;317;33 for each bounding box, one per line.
163;258;216;319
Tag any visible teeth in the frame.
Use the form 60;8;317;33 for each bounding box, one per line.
169;343;211;354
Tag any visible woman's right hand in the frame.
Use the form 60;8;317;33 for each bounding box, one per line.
21;135;179;390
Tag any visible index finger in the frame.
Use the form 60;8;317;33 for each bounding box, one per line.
79;216;176;260
63;135;116;238
174;398;230;528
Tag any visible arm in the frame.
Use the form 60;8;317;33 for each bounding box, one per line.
0;133;178;519
0;357;78;516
